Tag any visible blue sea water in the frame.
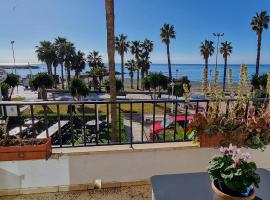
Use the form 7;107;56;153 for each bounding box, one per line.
6;63;270;82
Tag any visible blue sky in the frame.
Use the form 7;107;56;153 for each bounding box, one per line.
0;0;270;64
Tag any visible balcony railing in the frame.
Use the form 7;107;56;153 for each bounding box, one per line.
0;98;268;148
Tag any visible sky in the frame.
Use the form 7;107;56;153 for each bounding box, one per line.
0;0;270;64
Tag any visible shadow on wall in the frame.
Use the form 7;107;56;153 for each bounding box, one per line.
0;168;23;189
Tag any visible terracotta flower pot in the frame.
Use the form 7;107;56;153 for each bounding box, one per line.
211;181;256;200
0;138;52;161
199;133;225;147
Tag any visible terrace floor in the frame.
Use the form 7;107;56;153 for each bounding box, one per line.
0;185;152;200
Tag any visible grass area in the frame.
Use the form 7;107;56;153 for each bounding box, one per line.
22;103;170;116
11;97;25;101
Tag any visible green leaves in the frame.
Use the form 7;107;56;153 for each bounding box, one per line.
208;151;260;193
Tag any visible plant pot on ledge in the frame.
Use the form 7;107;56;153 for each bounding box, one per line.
199;132;225;147
212;180;256;200
0;138;52;161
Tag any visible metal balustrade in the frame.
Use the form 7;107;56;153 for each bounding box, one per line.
0;98;268;148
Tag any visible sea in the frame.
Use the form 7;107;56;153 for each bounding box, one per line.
5;63;270;82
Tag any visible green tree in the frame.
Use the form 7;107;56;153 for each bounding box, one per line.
104;79;123;93
168;76;191;97
251;11;269;76
64;42;76;87
115;34;129;90
69;78;89;100
200;40;215;82
105;0;117;142
220;41;233;91
160;24;176;81
30;72;54;100
140;38;154;76
4;73;20;100
0;83;9;101
87;51;105;91
35;40;56;75
125;59;136;89
71;50;86;78
90;66;107;92
142;72;168;99
87;50;103;68
130;40;142;90
54;37;68;89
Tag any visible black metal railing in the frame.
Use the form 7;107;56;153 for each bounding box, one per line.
0;98;268;148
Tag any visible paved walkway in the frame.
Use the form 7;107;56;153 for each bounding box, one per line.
0;185;151;200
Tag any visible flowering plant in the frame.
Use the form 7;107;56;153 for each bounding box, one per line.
208;144;260;194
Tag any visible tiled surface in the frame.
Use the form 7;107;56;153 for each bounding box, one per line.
0;185;151;200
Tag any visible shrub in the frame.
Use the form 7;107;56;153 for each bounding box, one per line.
104;79;123;93
168;76;191;97
69;78;89;100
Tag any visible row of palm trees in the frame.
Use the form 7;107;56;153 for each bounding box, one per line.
36;38;108;90
198;10;269;91
115;35;154;90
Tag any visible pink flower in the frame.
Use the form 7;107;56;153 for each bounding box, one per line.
219;146;227;155
242;152;251;161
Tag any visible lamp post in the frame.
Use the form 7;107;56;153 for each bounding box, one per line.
170;81;175;114
11;41;16;74
213;33;224;71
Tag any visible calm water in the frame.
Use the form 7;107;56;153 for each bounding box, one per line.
6;63;270;82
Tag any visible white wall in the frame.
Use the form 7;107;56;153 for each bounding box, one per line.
0;146;270;190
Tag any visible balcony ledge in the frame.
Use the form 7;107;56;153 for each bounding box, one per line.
51;142;200;158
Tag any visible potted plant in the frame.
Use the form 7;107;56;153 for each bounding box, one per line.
208;144;260;200
0;116;52;161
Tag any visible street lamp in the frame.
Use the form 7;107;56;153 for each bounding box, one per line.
10;41;16;74
170;81;175;114
213;32;224;71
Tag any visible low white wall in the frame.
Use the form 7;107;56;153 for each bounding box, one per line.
1;145;270;190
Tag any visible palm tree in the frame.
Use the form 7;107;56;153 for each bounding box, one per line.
251;11;270;76
160;24;176;80
141;38;154;76
54;37;68;89
35;41;56;75
71;50;86;78
87;50;104;91
90;66;107;92
115;34;129;90
130;40;142;90
87;50;103;67
64;42;76;87
220;41;233;91
138;53;151;89
30;72;54;100
125;59;136;89
200;40;215;82
105;0;117;142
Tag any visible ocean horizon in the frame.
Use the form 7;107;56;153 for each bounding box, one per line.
3;63;270;82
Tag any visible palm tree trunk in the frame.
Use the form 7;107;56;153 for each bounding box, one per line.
8;87;14;100
66;63;71;87
61;63;64;89
141;70;145;89
131;73;134;89
105;0;118;142
205;58;209;82
121;54;124;91
222;56;227;92
136;69;140;90
255;33;262;76
54;66;57;89
46;62;53;75
166;43;172;80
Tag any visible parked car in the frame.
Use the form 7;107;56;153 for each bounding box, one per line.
149;115;193;140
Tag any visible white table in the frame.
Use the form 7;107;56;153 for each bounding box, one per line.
37;120;69;138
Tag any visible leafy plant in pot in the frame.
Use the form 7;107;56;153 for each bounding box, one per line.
208;144;260;199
